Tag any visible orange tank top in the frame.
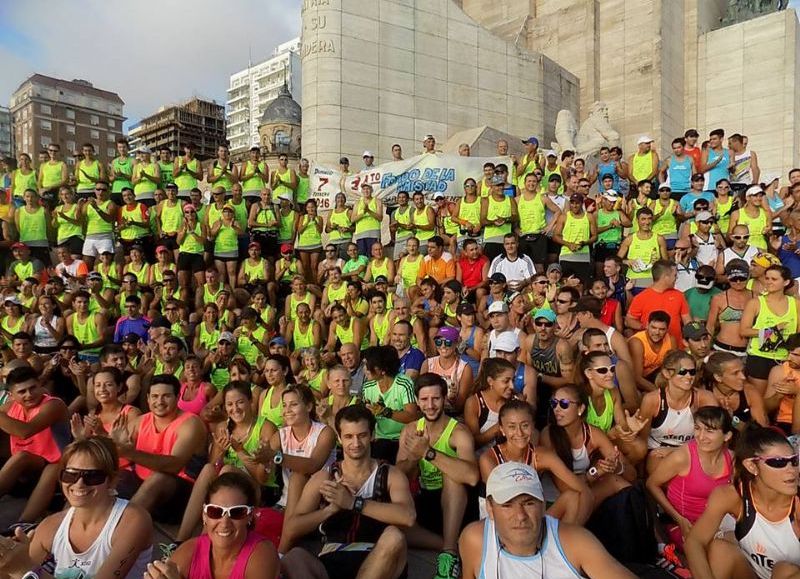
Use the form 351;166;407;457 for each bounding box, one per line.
100;405;135;470
9;394;64;463
134;411;196;482
631;331;671;377
777;362;800;424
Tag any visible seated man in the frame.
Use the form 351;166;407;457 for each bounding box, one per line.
390;320;425;380
281;405;415;579
109;374;206;515
6;243;45;288
113;295;151;344
396;374;480;577
628;310;675;393
459;462;635;579
0;365;69;523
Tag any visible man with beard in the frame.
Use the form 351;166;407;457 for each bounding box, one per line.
396;373;479;579
109;374;205;515
281;405;415;579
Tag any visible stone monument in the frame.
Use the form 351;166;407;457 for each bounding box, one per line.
554;101;620;159
258;83;302;162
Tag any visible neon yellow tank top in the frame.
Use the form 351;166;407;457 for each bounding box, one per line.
133;163;158;196
56;204;83;243
355;198;381;236
18;206;47;243
417;417;458;490
243;258;267;282
400;255;423;289
738;207;768;249
748;296;798;360
631;151;654;182
258;386;284;429
652;199;678;236
272;168;293;198
242;161;266;192
297;215;322;249
627;232;661;280
179;223;204;254
214;224;238;254
211;162;233;192
120;204;147;240
412;206;434;241
484;196;512;243
86;200;114;236
457;198;481;235
560;211;590;256
41;161;65;189
288;292;312;321
293;320;316;349
297;175;310;204
111;157;134;193
715;196;734;235
76;159;100;191
278;209;296;243
174;157;199;191
326;282;347;304
124;262;150;286
369;258;390;281
12;170;37;198
328;209;351;243
159;201;183;234
372;313;391;346
72;313;101;354
517;193;546;235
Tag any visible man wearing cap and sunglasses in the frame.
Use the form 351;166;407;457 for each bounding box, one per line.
459;461;634;579
681;209;725;268
728;184;772;250
630;136;659;186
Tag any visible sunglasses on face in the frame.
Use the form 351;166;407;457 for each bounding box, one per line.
59;468;108;486
675;367;697;376
95;188;108;192
550;398;578;410
556;298;572;305
591;365;616;375
728;276;748;283
698;220;713;225
731;235;750;240
434;338;454;348
203;504;253;520
535;320;554;328
755;455;799;469
534;280;547;285
696;276;714;283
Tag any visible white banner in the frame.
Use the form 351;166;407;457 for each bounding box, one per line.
310;153;510;208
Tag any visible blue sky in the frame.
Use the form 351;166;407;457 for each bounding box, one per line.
0;0;300;129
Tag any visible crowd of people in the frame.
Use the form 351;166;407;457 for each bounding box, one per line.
0;127;797;579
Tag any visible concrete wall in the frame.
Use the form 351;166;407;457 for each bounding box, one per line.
696;9;800;175
300;0;578;165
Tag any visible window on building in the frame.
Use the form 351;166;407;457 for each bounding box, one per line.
66;125;75;135
107;118;115;129
66;109;75;120
107;148;115;158
66;141;76;153
40;104;51;115
90;115;99;126
90;130;100;140
274;130;290;154
40;120;51;131
40;136;51;147
106;133;115;142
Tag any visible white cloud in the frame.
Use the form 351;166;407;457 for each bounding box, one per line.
1;0;300;128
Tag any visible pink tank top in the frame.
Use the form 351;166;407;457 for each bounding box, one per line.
188;531;264;579
9;394;63;463
100;405;135;470
178;382;209;416
666;439;732;523
134;411;195;482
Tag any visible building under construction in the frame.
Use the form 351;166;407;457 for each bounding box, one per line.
128;97;226;160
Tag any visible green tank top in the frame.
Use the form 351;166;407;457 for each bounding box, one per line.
596;209;622;245
293;320;316;349
715;196;734;235
258;386;284;429
369;258;390;280
325;282;347;304
211;162;233;192
328;209;351;243
355;198;381;237
630;198;648;233
514;153;538;190
542;165;564;194
56;204;84;243
738;207;768;249
199;322;221;351
278;209;296;243
1;316;24;346
288;292;312;321
417;417;458;490
154;360;184;380
174;158;199;191
160;201;183;234
152;264;176;284
632;151;654;182
241;160;266;193
400;255;423;289
12;261;33;281
214;224;238;254
224;420;265;469
296;175;310;204
230;200;248;231
243;258;267;282
253;204;277;232
96;262;119;290
86;200;114;236
305;368;327;393
335;317;369;350
412;206;434;241
457;199;481;236
484;196;512;243
297;215;322;249
203;283;223;306
372;313;391;346
111;157;134;193
179;223;204;254
587;389;614;432
206;203;224;229
158;162;174;188
517;193;546;235
237;326;267;366
259;305;275;326
72;313;101;354
627;232;662;280
277;257;299;282
41;161;65;189
119;204;147;240
272;168;294;198
748;295;798;360
124;262;150;286
393;206;413;244
12;170;37;198
560;212;590;255
76;160;100;191
652;200;678;237
443;212;459;236
117;290;142;311
19;206;48;244
133;163;158;196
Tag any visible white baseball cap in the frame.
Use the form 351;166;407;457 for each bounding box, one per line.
545;149;557;157
487;301;509;315
486;462;544;504
602;189;619;200
362;150;374;158
746;185;764;197
493;331;520;352
637;136;654;145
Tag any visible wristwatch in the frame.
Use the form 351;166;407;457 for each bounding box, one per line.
22;571;43;579
425;448;437;462
273;451;284;465
380;406;394;419
353;496;366;513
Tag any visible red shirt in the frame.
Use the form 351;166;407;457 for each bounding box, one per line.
600;298;619;327
458;255;488;289
628;287;690;348
684;146;701;171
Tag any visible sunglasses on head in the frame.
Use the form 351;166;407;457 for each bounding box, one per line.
59;468;108;486
755;454;799;469
591;365;616;375
550;398;578;410
434;337;454;348
675;367;697;376
203;504;253;520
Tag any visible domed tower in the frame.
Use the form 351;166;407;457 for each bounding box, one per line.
258;83;301;162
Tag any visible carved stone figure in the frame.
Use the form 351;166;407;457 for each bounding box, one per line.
553;101;620;159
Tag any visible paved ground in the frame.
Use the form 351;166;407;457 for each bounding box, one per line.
0;496;437;578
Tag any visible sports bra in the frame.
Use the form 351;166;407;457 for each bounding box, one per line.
719;290;745;323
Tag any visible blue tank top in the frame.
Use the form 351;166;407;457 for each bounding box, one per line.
513;363;525;394
779;234;800;278
460;326;480;376
597;161;619;190
668;156;692;192
707;148;730;191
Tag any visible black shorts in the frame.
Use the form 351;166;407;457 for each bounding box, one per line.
518;234;547;266
251;230;278;259
214;254;239;263
120;237;153;256
415;488;444;535
745;354;778;380
483;242;504;262
371;439;399;464
593;243;620;264
177;252;205;273
58;236;85;256
546;237;560;256
320;549;407;579
559;260;592;284
158;235;179;251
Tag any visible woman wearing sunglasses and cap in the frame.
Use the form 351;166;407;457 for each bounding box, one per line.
0;437;153;579
420;326;473;416
153;472;278;579
707;259;753;357
684;426;800;579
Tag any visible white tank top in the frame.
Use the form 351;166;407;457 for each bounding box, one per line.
648;389;695;450
604;326;617;356
722;246;759;268
479;515;582;579
52;498;152;579
278;421;335;506
34;315;61;349
693;232;718;267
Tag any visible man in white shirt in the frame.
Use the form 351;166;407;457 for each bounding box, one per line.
488;233;535;292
